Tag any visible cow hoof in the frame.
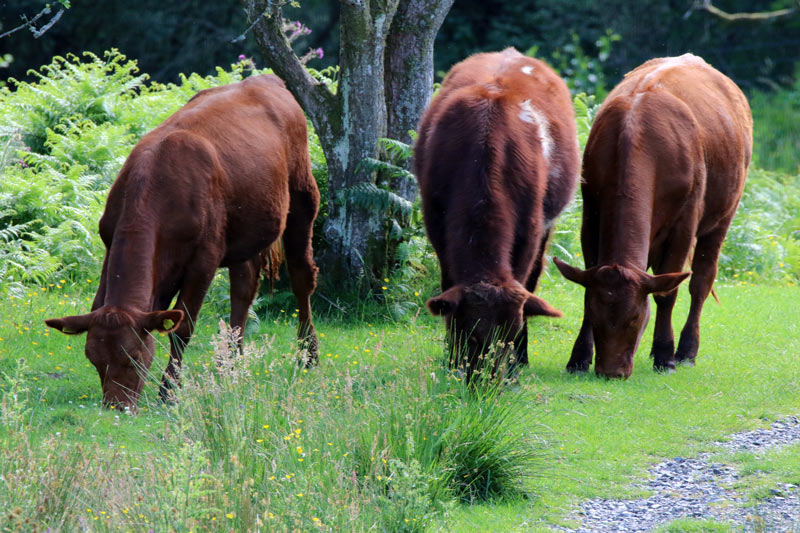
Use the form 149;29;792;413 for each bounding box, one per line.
566;363;590;374
653;363;676;374
676;357;696;367
159;383;177;405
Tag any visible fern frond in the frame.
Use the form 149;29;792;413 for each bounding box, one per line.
340;182;413;219
359;157;415;184
379;138;413;163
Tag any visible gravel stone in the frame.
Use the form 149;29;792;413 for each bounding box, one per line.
555;416;800;532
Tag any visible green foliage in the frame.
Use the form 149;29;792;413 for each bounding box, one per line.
347;137;442;318
2;50;148;153
0;319;540;530
341;182;414;221
354;137;416;222
529;30;620;98
0;50;280;289
572;92;601;153
719;168;800;284
4;283;800;530
749;67;800;174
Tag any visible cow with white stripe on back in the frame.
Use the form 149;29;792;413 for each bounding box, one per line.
414;48;579;380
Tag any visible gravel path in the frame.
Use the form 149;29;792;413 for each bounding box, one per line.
558;416;800;532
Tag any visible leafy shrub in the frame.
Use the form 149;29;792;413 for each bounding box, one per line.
720;168;800;284
528;30;620;98
748;66;800;174
0;50;287;290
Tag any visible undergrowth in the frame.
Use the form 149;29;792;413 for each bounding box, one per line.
0;321;545;531
1;48;797;313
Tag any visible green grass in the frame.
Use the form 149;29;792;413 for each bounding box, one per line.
1;277;799;531
654;518;735;532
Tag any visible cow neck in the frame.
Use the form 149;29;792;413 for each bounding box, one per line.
102;224;157;312
598;184;653;271
451;225;516;286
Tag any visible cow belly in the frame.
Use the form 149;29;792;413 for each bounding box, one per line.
221;211;284;266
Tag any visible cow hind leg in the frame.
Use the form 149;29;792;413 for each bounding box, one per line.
228;255;265;353
284;188;320;367
675;224;729;365
159;261;219;402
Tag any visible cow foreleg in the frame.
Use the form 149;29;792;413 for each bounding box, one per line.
159;263;217;402
567;203;598;373
228;256;264;353
567;301;594;373
651;290;679;372
676;224;728;365
650;227;695;372
284;188;320;367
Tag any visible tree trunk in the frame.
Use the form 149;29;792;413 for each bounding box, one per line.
320;1;398;282
384;0;454;201
240;0;451;287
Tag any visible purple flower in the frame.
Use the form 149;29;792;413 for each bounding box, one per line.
315;48;324;59
238;54;246;61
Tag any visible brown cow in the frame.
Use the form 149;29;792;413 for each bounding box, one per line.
554;54;752;378
45;74;320;408
415;48;578;378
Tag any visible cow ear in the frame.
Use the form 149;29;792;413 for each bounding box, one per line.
553;257;594;287
523;293;563;318
426;286;463;316
642;271;691;295
141;310;185;333
45;314;92;335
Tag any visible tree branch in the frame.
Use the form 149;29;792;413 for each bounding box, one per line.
239;0;336;131
0;5;65;40
688;0;798;21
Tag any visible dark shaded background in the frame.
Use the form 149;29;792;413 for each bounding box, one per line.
2;0;798;88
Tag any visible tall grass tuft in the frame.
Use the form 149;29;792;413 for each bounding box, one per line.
0;321;546;530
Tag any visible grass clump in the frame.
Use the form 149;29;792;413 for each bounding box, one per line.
0;316;545;531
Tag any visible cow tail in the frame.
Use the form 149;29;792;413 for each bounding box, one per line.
262;239;284;296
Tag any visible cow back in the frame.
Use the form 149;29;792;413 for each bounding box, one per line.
415;48;578;284
585;54;752;251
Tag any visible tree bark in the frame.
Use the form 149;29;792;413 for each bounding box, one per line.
240;0;451;285
241;0;402;285
384;0;454;200
321;0;399;281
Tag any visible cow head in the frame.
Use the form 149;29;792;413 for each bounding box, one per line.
45;307;185;409
427;280;561;379
553;257;689;378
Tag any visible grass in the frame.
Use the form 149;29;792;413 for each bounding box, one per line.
1;274;799;531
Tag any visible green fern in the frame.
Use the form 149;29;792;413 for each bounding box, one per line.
340;182;413;220
0;50;277;286
359;156;415;185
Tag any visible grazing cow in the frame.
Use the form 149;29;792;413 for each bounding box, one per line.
415;48;578;377
45;74;320;407
554;54;752;378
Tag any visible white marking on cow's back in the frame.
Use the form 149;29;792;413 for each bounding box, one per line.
642;53;707;85
521;65;534;75
518;99;553;163
624;92;645;134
